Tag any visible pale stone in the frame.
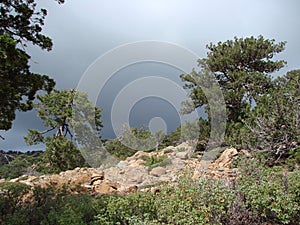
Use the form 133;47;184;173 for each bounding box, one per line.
150;167;166;177
176;151;188;160
163;146;175;154
214;148;238;168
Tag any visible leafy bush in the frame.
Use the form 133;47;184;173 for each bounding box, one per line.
95;192;157;224
41;194;97;225
237;157;300;224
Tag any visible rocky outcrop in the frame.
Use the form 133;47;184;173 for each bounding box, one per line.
1;143;250;195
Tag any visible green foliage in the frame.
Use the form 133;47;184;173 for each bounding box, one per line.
105;137;137;160
0;0;64;51
204;36;286;122
0;153;42;179
0;0;64;131
161;119;210;149
0;182;76;225
1;160;300;225
237;157;300;224
161;125;182;147
242;70;299;162
177;147;186;152
40;137;87;174
95;193;158;225
41;194;97;225
0;182;31;224
145;155;166;167
0;34;55;131
181;36;286;145
106;126;157;159
25;89;102;173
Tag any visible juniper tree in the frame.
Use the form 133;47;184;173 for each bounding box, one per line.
25;89;103;173
181;36;286;144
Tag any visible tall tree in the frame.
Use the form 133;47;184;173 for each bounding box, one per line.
181;36;286;145
0;0;64;132
181;36;286;124
24;89;103;173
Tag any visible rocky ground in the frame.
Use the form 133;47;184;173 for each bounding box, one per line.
1;142;251;195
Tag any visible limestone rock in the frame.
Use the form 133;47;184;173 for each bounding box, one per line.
93;181;118;194
90;171;104;185
163;146;175;154
212;147;238;169
176;151;188;160
150;167;166;177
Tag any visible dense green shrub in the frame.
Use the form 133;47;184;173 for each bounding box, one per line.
95;192;158;224
41;194;98;225
237;157;300;224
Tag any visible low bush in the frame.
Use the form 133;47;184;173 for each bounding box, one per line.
1;157;299;225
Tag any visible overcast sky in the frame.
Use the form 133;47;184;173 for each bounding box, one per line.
1;0;300;151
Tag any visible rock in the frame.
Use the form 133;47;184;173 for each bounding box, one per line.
71;174;91;186
91;171;104;185
93;181;118;194
74;167;81;172
117;161;129;169
150;167;166;177
127;185;138;192
91;179;103;185
240;149;251;157
81;183;93;190
130;151;148;160
130;159;145;168
176;151;188;160
159;175;172;182
213;147;238;168
19;180;34;186
134;174;144;184
163;146;175;154
10;177;20;182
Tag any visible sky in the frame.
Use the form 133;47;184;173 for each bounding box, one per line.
1;0;300;151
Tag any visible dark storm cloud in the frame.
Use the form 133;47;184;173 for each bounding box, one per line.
1;0;300;151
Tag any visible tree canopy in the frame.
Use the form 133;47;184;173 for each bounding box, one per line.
0;0;64;50
181;36;286;124
0;0;63;132
0;34;55;131
24;89;103;173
